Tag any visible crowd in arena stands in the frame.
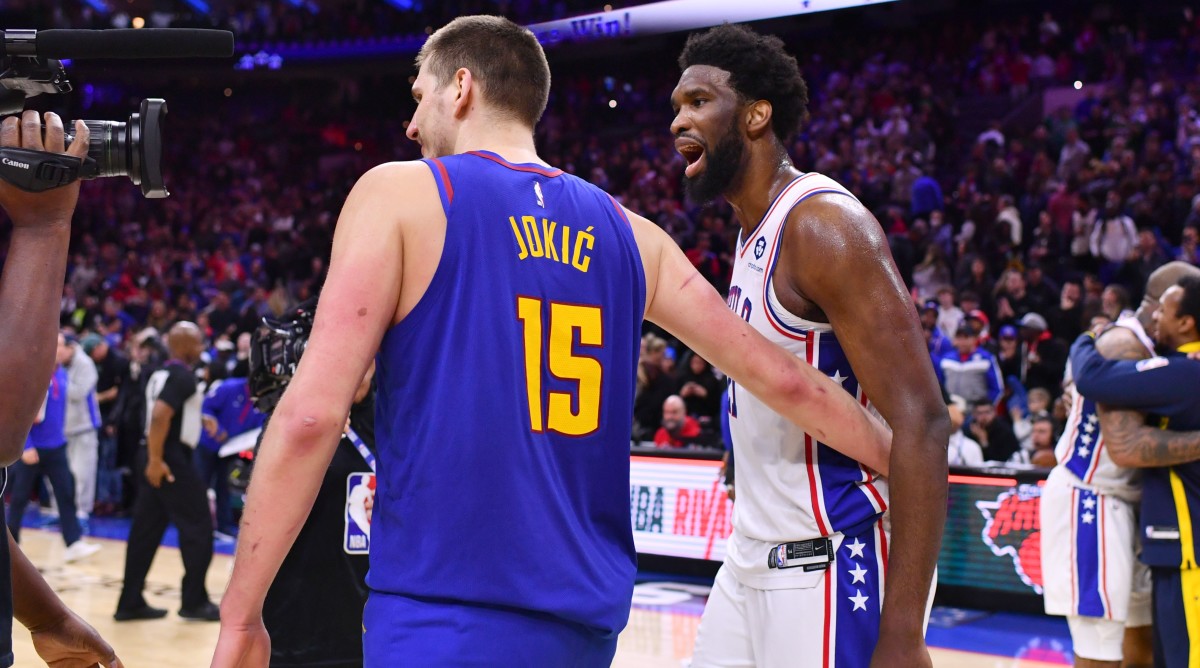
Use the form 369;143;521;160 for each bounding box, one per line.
0;5;1198;517
25;0;649;43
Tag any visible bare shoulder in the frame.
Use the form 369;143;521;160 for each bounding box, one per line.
785;192;888;261
1095;326;1150;361
354;160;439;200
338;161;442;234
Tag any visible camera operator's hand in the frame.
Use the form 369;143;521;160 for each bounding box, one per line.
0;112;89;228
144;458;174;488
30;607;123;668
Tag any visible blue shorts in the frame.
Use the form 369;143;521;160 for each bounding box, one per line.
1151;567;1200;668
362;592;618;667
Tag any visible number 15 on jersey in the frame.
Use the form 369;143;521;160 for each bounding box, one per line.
516;296;604;437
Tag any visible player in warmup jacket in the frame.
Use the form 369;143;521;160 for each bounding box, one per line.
1070;273;1200;668
1036;265;1200;667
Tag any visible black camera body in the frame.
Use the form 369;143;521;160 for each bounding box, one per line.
0;41;168;197
248;300;316;414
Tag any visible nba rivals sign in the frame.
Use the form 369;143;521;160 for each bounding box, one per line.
629;456;733;561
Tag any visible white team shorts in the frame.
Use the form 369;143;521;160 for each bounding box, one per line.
1040;469;1152;660
690;521;932;668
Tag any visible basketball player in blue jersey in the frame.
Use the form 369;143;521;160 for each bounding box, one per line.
671;25;950;668
213;16;892;668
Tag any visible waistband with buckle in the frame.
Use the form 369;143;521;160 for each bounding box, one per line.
767;537;834;572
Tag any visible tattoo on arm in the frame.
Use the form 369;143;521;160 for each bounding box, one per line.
1098;406;1200;467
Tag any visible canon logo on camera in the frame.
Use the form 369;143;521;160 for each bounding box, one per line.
1;157;29;169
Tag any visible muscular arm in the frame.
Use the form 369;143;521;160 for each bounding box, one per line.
217;162;422;630
631;210;892;473
1098;409;1200;467
0;114;87;465
1073;330;1200;467
147;400;174;464
782;195;950;650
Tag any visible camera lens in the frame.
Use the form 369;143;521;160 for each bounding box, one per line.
65;98;168;198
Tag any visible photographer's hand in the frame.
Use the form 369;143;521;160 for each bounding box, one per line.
0;112;88;227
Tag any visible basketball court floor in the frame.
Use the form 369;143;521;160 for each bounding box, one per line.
11;517;1072;667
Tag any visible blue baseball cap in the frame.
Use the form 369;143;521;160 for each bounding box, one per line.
999;325;1019;339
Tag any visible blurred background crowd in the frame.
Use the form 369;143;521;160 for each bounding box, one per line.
0;0;1196;520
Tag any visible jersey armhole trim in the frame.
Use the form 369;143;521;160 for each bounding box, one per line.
605;194;632;228
424;158;454;210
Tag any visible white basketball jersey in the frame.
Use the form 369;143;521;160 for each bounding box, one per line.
724;172;889;589
1052;316;1155;501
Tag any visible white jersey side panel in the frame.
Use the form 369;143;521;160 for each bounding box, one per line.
1051;317;1153;501
724;172;889;589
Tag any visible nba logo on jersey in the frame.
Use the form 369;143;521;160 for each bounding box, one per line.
534;181;545;208
345;472;375;554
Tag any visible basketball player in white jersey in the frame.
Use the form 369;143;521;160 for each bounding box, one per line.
1040;262;1200;668
671;25;949;668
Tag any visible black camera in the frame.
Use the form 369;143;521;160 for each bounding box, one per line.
0;48;169;197
65;98;168;198
248;300;316;414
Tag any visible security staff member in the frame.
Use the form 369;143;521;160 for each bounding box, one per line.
262;363;376;667
1071;275;1200;668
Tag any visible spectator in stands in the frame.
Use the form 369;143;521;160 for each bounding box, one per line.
995;269;1033;323
936;323;1004;405
913;244;953;302
83;333;128;516
967;400;1020;464
1131;228;1169;298
1177;225;1200;265
1058;127;1092;179
674;353;721;424
1013;386;1053;449
996;325;1023;382
1090;190;1138;283
1028;415;1057;468
924;320;954;363
1046;279;1085;343
1101;283;1132;321
654;396;703;449
197;367;264;540
7;336;101;563
956;257;994;317
633;335;673;441
1017;313;1068;396
1023;261;1060;316
910;164;944;220
935;286;964;339
60;334;100;525
965;308;994;351
946;393;984;467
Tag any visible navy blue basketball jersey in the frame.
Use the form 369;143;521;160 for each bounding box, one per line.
370;151;646;637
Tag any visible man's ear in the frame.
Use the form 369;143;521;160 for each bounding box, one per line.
452;67;474;118
745;99;774;140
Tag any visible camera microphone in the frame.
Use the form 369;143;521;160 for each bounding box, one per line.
2;28;234;60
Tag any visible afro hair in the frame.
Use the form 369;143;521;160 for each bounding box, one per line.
678;24;809;143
